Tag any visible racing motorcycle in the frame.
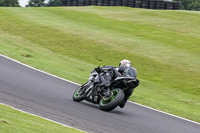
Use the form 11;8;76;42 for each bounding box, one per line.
73;67;139;111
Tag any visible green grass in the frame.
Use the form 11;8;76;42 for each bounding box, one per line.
0;6;199;124
0;104;84;133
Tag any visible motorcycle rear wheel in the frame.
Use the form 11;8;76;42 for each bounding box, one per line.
99;88;124;111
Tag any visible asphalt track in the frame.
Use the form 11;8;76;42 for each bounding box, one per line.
0;55;200;133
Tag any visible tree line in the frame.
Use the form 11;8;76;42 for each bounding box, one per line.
0;0;199;10
0;0;20;7
0;0;61;7
174;0;200;10
26;0;61;7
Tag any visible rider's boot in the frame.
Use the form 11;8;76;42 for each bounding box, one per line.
102;88;111;97
119;88;134;108
119;99;128;108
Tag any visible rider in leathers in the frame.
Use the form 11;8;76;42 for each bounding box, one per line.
89;59;138;108
118;59;137;108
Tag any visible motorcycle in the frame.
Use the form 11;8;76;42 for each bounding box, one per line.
73;68;139;111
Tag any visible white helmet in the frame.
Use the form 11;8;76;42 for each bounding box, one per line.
119;59;131;68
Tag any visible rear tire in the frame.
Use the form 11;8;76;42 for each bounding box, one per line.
73;84;86;102
99;89;124;111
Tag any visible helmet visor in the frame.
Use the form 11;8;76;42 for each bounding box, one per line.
125;63;131;67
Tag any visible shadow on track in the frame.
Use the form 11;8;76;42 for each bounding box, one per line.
73;100;125;115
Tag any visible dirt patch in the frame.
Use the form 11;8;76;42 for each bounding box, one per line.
0;119;11;124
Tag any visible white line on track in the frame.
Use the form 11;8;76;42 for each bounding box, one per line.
128;101;200;125
0;54;200;126
0;103;86;133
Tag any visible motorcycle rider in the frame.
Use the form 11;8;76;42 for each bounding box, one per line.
88;59;138;108
118;59;137;108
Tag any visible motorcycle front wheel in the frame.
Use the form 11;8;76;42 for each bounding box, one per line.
73;83;87;102
99;88;124;111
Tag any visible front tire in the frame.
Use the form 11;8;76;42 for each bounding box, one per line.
99;89;124;111
73;84;86;102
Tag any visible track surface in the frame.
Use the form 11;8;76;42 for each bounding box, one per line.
0;55;200;133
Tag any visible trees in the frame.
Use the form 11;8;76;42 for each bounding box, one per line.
26;0;46;7
0;0;20;7
46;0;61;6
26;0;62;7
187;0;200;10
174;0;200;10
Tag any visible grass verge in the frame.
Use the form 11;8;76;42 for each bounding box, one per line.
0;104;84;133
0;7;199;123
